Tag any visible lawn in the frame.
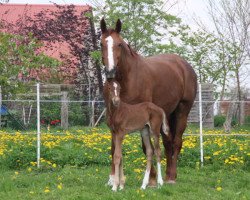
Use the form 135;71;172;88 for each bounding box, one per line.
0;126;249;199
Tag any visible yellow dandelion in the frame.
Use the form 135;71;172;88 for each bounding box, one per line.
14;171;19;175
57;183;63;190
27;167;32;172
52;163;57;168
44;187;50;193
216;187;222;191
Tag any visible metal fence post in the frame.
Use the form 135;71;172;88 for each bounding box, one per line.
199;83;204;166
0;86;2;128
37;83;41;168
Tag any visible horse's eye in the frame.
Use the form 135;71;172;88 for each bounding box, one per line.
118;43;122;47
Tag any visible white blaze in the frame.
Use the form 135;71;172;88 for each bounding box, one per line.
113;82;118;96
105;36;114;71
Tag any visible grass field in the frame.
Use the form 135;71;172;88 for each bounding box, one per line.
1;165;249;200
0;126;249;199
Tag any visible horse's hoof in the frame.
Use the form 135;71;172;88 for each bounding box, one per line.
141;185;146;190
166;180;176;184
119;185;124;190
112;186;118;192
158;179;164;187
106;175;114;187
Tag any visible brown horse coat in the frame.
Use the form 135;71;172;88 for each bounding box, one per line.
101;19;197;184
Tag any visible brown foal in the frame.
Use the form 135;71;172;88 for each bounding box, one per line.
104;80;169;191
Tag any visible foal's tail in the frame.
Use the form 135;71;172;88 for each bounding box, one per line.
161;111;169;136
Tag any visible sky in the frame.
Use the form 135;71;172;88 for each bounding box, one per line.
5;0;250;88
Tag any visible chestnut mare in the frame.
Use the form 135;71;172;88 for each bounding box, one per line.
103;80;169;191
100;19;197;186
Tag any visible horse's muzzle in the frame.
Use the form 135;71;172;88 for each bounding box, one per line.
105;68;116;79
112;97;120;107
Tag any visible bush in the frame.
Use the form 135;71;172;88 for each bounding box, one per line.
214;115;238;127
214;115;226;127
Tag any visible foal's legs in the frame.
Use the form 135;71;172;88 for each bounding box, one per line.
141;128;154;189
152;133;164;187
107;131;115;186
119;157;125;190
141;127;157;187
112;133;124;191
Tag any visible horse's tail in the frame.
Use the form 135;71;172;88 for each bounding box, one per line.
161;111;169;136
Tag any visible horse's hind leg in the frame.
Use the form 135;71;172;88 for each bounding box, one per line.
168;102;191;182
151;129;163;187
141;128;153;190
141;127;157;187
161;126;173;182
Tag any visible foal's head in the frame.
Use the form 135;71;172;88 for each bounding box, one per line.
105;80;121;107
100;18;127;79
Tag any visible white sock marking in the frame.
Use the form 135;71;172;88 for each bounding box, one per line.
107;174;114;186
157;162;164;186
141;170;150;189
105;36;114;71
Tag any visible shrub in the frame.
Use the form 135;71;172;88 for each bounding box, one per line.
214;115;238;127
214;115;226;127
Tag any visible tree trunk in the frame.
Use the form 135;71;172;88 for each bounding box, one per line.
223;89;237;132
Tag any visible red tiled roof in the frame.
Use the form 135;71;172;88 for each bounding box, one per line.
0;3;91;60
0;4;92;83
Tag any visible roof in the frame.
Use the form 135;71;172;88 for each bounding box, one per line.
0;4;92;83
0;4;91;22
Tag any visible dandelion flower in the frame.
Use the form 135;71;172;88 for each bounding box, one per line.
57;183;63;190
44;187;50;193
216;187;222;191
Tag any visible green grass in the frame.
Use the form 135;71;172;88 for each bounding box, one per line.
0;165;249;200
0;126;249;199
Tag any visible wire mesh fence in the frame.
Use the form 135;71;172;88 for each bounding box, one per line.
0;83;250;130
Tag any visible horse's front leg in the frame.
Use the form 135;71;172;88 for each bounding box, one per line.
112;133;124;192
107;130;115;186
141;129;153;189
119;157;125;190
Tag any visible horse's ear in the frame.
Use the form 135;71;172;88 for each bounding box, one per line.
100;18;107;33
115;19;122;33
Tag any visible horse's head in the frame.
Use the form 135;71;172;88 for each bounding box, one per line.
100;18;124;79
106;80;121;107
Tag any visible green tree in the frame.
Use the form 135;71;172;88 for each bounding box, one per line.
94;0;181;55
0;32;60;97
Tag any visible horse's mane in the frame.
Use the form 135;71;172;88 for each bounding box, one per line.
125;43;138;57
106;28;138;57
